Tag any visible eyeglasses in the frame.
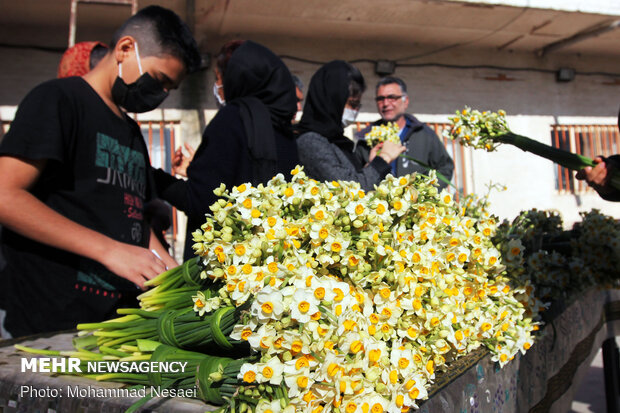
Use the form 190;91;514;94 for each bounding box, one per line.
375;95;405;103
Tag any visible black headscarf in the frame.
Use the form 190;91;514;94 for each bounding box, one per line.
223;41;297;183
296;60;352;148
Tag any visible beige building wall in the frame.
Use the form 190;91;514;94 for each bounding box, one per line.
1;28;619;255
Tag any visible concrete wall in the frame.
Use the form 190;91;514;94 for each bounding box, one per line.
1;39;619;234
455;0;620;15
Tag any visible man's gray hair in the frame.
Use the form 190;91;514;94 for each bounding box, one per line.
376;76;407;95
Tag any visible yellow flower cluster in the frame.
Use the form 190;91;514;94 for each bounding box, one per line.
364;122;401;147
190;167;538;412
444;107;510;151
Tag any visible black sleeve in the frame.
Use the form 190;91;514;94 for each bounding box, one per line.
186;107;246;216
0;81;72;163
152;167;190;211
599;154;620;202
425;127;454;188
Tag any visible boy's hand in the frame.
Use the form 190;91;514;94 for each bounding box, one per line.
101;242;167;289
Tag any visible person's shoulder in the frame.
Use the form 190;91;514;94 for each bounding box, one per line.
208;105;242;129
32;77;87;94
298;131;329;144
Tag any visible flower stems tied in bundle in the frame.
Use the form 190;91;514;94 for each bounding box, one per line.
156;306;239;351
445;107;620;190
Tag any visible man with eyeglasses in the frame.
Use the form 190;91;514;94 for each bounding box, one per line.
357;76;454;188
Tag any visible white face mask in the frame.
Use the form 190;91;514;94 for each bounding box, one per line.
213;83;225;107
341;108;359;127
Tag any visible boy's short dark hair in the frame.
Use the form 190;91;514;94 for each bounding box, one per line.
376;76;408;95
111;5;201;73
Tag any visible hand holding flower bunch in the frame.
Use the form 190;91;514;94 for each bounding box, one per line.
445;107;620;191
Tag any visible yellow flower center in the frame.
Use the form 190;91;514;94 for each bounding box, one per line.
262;366;274;378
243;371;256;383
268;262;278;273
261;302;274;314
295;357;309;370
296;375;308;388
298;301;310;313
291;340;303;353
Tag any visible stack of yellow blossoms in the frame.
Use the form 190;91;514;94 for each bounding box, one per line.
190;167;539;412
364;122;401;147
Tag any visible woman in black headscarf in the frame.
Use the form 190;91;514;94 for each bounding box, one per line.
154;41;299;259
296;61;404;191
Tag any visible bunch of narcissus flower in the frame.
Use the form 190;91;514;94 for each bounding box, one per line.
443;107;509;151
570;210;620;285
190;166;539;411
364;122;401;147
493;208;620;304
444;107;620;191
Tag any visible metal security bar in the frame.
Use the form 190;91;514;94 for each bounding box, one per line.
551;124;620;194
137;120;181;247
355;121;468;200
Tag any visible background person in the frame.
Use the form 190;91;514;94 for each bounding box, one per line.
57;41;109;78
0;5;200;337
296;60;405;192
153;40;299;260
357;76;454;188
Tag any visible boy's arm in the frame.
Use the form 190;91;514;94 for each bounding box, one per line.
148;228;179;269
0;155;166;288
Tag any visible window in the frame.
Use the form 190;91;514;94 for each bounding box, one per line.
138;120;181;246
551;124;619;193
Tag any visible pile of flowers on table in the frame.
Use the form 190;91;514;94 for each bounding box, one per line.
17;167;547;412
492;208;620;304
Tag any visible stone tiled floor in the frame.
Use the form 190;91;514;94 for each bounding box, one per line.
571;349;606;413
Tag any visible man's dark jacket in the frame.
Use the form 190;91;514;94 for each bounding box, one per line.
357;114;454;189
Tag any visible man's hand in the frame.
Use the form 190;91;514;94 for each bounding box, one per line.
575;157;615;195
171;143;195;177
99;242;167;289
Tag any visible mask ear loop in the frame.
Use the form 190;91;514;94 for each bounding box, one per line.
134;42;144;75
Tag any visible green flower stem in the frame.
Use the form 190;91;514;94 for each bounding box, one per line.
497;132;620;191
99;346;131;358
95;373;150;384
143;264;184;287
14;344;61;356
116;308;162;319
399;154;455;190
